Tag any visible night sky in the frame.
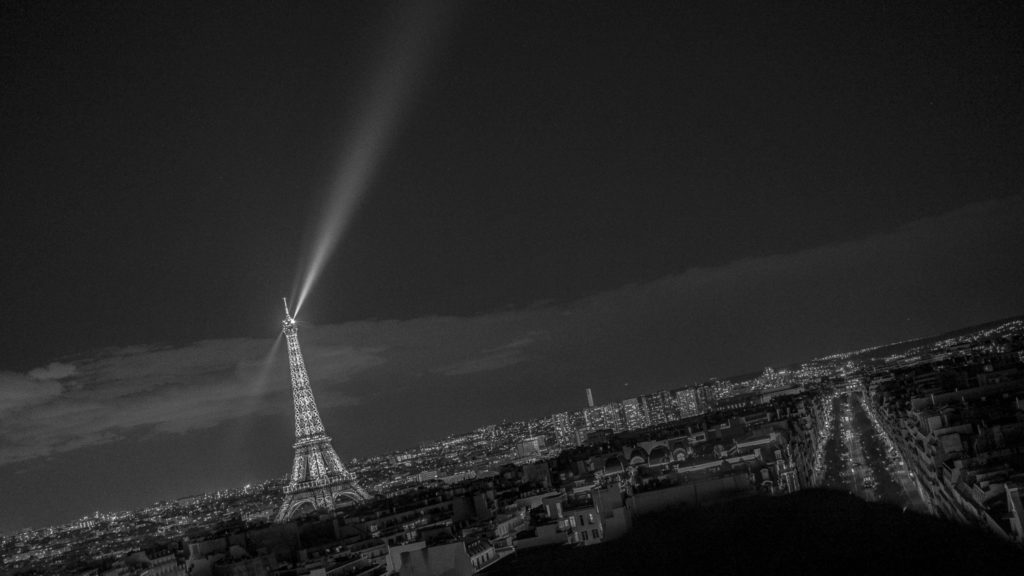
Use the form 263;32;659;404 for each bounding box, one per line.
2;1;1023;533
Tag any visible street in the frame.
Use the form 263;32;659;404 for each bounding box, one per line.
819;391;925;512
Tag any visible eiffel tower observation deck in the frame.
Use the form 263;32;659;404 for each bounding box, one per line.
276;299;369;522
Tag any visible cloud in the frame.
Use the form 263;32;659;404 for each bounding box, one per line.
438;350;525;376
0;337;377;465
27;362;77;381
0;372;63;415
1;196;1022;467
434;336;537;376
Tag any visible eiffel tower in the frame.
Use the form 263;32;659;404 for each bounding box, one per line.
275;298;369;522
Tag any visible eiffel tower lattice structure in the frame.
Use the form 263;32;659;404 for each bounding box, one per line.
275;299;369;522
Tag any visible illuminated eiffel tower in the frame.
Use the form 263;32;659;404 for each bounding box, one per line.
275;298;369;522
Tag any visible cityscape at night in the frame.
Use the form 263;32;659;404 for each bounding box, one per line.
5;318;1024;573
3;1;1024;575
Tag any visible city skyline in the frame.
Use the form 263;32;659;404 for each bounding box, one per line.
3;0;1024;542
4;313;1024;573
2;313;1021;535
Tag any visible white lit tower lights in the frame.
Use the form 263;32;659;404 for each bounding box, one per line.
275;298;369;522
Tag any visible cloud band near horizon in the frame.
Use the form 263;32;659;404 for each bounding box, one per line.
1;194;1022;468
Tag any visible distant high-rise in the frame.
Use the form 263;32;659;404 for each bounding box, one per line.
276;299;369;521
586;387;595;408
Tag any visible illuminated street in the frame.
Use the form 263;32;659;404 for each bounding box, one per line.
820;391;924;511
855;391;928;513
819;395;846;488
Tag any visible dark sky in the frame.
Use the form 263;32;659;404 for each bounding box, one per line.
2;1;1024;532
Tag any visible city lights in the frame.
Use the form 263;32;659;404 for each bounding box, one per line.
6;318;1024;573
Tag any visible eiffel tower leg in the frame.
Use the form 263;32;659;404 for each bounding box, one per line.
275;494;295;522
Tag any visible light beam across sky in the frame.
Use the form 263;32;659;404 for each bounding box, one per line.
292;3;453;316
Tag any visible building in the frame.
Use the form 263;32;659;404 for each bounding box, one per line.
620;398;646;430
516;437;546;459
397;539;501;575
640;391;676;426
552;412;579;448
673;388;701;418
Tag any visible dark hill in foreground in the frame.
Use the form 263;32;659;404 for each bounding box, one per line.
485;489;1024;576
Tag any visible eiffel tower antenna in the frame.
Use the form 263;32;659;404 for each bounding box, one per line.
275;301;369;521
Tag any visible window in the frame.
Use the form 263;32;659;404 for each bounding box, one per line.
592;529;600;539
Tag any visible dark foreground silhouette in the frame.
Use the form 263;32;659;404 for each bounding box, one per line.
485;489;1024;576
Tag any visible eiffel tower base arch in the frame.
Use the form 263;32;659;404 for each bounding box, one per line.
275;481;369;522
